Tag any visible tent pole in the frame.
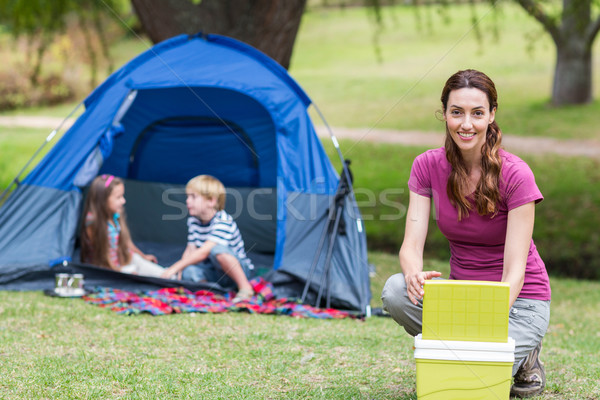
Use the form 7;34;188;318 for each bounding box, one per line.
315;202;343;308
313;104;372;314
312;103;363;237
303;158;352;309
312;104;354;187
0;102;83;203
300;207;333;304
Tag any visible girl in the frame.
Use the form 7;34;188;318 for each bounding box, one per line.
381;70;551;398
80;174;167;277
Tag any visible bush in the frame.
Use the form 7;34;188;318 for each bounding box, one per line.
529;155;600;280
0;70;76;111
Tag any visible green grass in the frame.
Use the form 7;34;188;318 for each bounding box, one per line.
0;252;598;399
0;127;54;190
291;3;600;140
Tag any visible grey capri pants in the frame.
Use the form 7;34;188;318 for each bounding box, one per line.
381;273;551;376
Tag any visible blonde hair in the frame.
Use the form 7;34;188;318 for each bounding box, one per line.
186;175;226;211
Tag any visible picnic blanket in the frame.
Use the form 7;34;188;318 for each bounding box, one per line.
83;277;355;319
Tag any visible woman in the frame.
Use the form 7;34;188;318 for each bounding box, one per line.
381;69;551;398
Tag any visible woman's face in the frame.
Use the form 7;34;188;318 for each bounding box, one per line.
444;87;496;156
107;183;126;215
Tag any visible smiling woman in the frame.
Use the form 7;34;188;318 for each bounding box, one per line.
381;69;552;398
444;88;496;160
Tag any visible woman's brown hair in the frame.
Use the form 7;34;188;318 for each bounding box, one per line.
441;69;503;220
80;175;132;270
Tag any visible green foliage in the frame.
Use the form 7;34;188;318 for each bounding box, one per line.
0;0;129;34
530;155;600;279
0;0;129;88
0;0;67;35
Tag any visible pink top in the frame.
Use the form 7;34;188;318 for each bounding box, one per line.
408;148;551;300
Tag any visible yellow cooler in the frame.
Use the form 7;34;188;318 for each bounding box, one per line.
416;280;514;399
414;334;515;400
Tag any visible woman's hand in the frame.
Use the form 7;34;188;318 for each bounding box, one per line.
404;270;442;305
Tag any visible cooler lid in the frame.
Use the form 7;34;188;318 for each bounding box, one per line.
414;334;515;363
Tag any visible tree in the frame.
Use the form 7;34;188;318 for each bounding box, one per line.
515;0;600;105
130;0;307;70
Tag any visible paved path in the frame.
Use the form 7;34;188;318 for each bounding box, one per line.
0;116;75;130
316;126;600;159
1;115;598;159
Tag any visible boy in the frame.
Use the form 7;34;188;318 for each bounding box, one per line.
161;175;254;302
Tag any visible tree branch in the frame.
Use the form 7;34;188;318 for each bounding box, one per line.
79;14;98;89
587;14;600;45
514;0;562;43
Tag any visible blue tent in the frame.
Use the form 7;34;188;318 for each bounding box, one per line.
0;33;370;312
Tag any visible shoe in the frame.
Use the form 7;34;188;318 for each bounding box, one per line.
510;342;546;398
232;288;254;303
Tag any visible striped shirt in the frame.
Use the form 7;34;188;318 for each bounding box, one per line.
187;210;252;267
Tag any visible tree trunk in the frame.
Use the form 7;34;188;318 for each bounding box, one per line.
130;0;307;70
552;39;592;105
551;0;593;105
516;0;598;105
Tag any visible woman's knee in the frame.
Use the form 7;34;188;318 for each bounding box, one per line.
382;274;407;305
509;299;550;373
381;273;423;336
381;273;412;314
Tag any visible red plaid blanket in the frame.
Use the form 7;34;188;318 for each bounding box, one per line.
83;277;355;319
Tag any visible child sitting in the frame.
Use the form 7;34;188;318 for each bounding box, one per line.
80;174;167;277
161;175;255;302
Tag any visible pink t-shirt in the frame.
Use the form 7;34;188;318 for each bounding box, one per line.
408;147;551;301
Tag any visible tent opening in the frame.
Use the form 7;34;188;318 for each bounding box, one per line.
128;117;259;186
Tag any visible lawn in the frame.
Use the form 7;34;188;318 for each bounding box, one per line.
0;252;598;399
293;3;600;140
